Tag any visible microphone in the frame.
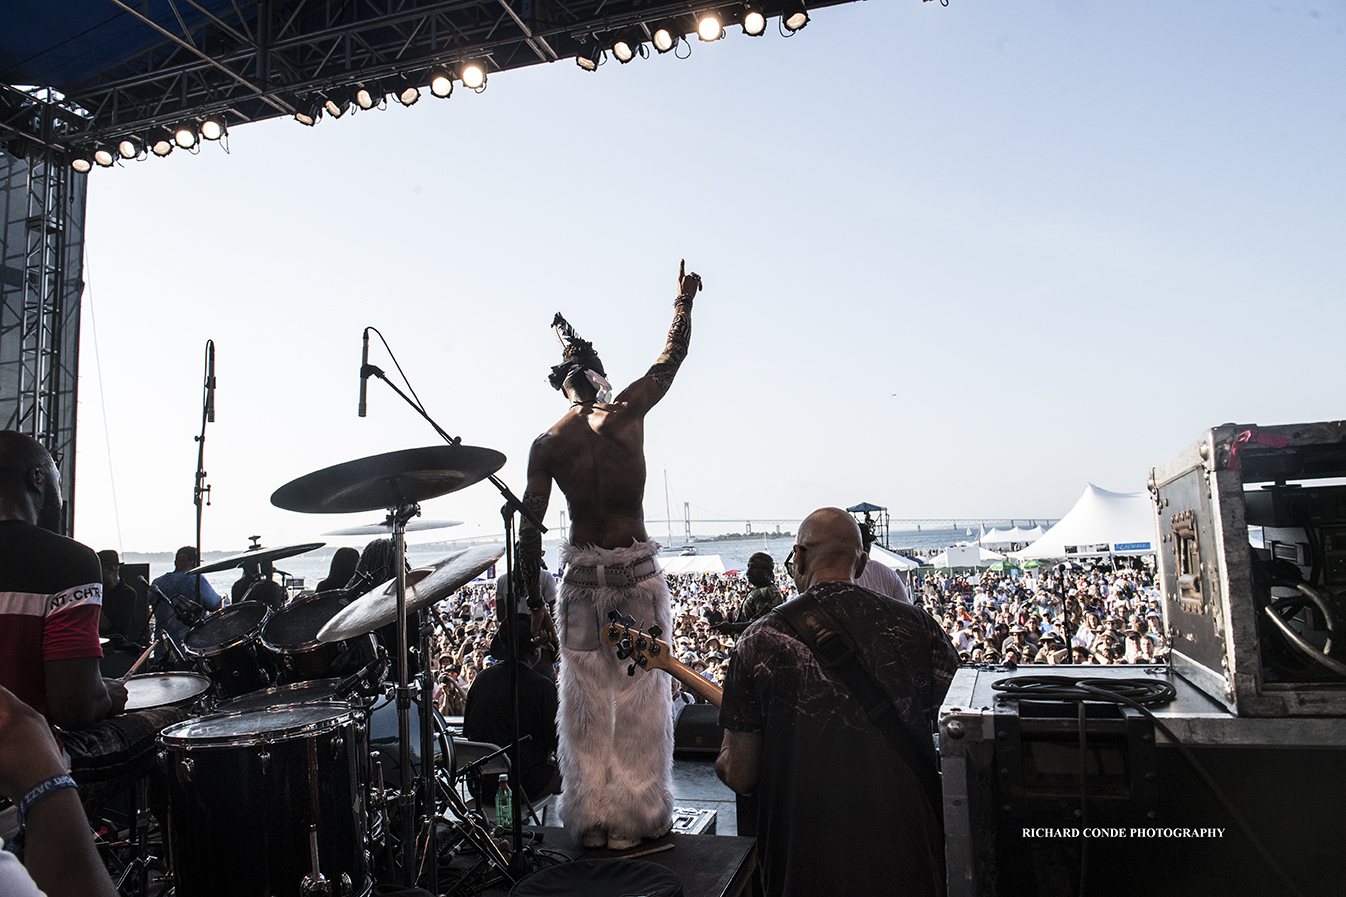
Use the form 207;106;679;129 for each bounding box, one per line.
358;327;369;417
205;341;216;422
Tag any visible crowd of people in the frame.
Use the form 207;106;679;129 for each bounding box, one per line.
424;552;1169;714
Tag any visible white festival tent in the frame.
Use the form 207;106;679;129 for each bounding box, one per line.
981;525;1049;548
867;544;923;572
657;555;727;575
1015;484;1156;560
927;545;1006;568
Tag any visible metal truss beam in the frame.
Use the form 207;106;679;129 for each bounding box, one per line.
5;0;857;149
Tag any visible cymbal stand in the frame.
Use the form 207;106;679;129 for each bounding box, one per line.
363;338;547;883
388;500;420;887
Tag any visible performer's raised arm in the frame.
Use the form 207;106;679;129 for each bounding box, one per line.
514;445;557;644
618;259;702;412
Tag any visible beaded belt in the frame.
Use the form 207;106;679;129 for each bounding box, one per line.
562;556;661;588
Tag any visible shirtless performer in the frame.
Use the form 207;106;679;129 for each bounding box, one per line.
516;260;701;850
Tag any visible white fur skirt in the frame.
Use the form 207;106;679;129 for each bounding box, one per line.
554;540;674;842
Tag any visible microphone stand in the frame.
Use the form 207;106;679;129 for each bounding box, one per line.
194;341;215;611
362;354;545;881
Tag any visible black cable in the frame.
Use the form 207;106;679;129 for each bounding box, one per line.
991;675;1308;897
367;327;428;417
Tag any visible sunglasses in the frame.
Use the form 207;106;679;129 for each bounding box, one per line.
784;545;807;578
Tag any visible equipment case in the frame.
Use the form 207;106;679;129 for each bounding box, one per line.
1149;420;1346;716
938;664;1346;897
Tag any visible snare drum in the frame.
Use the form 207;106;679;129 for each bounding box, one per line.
183;602;277;698
261;591;377;685
122;672;213;714
160;705;371;897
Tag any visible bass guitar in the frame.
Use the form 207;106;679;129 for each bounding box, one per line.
600;612;722;708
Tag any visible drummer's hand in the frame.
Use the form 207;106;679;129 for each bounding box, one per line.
530;606;558;648
0;685;68;800
102;678;129;716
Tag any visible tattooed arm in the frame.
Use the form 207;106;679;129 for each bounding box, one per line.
617;259;702;413
513;440;557;644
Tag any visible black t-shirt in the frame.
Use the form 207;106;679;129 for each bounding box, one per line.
463;661;559;799
720;580;960;897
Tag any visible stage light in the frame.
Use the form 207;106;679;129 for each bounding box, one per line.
355;83;384;110
148;129;174;156
698;14;723;42
200;116;225;141
394;80;421;107
117;136;143;159
70;153;92;173
612;31;642;64
782;0;809;32
461;62;487;90
324;90;352;119
173;122;198;148
576;42;602;71
429;68;454;98
651;24;680;53
93;146;116;167
743;8;767;36
293;98;322;125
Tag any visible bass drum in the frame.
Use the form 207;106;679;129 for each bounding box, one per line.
183;602;277;698
160;704;371;897
260;591;377;685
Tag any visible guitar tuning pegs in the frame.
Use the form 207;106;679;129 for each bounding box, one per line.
608;610;621;622
648;625;663;639
636;655;648;669
627;663;637;677
619;613;636;627
616;647;631;661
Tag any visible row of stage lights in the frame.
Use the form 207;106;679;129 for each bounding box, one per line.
70;113;228;171
68;2;810;171
577;2;810;71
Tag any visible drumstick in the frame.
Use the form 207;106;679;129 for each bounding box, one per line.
120;643;156;681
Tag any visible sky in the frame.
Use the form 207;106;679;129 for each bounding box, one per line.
70;0;1346;555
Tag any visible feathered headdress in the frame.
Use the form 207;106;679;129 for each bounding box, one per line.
548;313;606;390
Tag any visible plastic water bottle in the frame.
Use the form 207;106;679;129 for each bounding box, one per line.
495;773;513;830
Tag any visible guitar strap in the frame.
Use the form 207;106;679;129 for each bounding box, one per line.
772;593;945;825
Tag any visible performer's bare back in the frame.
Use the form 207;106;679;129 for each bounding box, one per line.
529;397;651;550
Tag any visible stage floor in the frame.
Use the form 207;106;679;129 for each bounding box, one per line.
474;826;757;897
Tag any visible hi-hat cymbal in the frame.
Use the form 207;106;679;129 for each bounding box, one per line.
270;445;505;515
189;542;326;575
317;543;503;642
322;519;464;537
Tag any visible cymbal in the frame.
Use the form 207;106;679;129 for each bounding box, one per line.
317;543;503;642
322;519;464;537
270;445;506;515
189;542;326;575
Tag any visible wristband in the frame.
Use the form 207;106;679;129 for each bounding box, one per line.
527;601;545;611
17;773;77;832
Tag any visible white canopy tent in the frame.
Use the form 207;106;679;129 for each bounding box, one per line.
1015;484;1156;560
657;555;726;575
867;543;923;572
981;525;1049;548
927;545;1006;568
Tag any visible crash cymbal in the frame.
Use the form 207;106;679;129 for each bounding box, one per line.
322;519;464;537
270;445;506;515
189;542;326;575
317;543;503;642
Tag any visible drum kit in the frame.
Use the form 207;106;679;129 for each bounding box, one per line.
118;443;528;897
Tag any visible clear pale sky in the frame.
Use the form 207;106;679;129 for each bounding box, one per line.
71;0;1346;554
